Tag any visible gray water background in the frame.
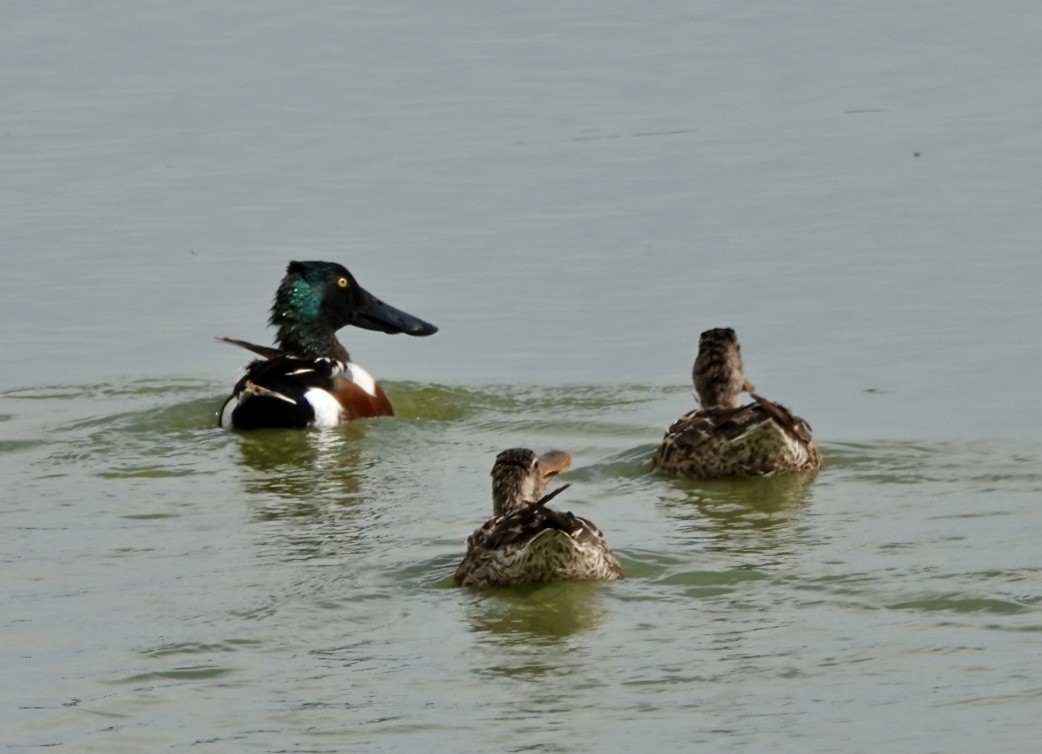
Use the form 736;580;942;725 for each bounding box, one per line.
3;2;1042;752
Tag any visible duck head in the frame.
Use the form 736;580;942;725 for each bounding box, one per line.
269;261;438;358
693;327;756;409
490;448;572;517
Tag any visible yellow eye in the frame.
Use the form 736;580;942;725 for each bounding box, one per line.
337;277;349;288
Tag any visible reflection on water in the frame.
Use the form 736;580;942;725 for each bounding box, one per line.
231;427;398;572
657;470;817;514
234;426;366;501
463;581;606;644
652;471;816;568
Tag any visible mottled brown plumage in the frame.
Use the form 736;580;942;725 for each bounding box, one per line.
454;449;624;588
653;328;822;478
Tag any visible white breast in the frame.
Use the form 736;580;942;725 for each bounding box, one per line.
304;388;345;427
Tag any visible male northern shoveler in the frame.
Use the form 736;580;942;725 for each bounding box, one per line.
652;328;822;478
218;261;437;429
454;449;623;588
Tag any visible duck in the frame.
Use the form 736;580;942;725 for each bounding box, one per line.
218;261;437;429
652;328;822;478
454;448;623;588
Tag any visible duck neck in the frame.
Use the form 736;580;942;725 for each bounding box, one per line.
698;382;743;409
492;474;542;517
274;323;350;362
694;353;747;409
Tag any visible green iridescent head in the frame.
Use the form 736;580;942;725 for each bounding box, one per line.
269;261;438;359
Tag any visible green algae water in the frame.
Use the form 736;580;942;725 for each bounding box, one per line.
4;381;1041;751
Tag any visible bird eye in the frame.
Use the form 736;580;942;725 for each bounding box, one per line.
337;277;349;288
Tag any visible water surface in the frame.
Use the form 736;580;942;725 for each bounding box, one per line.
3;2;1042;752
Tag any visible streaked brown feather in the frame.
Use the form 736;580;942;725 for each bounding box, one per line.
654;329;821;479
454;456;623;588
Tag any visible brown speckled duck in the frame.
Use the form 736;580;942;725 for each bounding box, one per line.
454;449;623;588
653;328;822;479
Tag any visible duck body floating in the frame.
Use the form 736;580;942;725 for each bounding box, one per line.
454;449;623;588
218;261;437;430
653;328;821;479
